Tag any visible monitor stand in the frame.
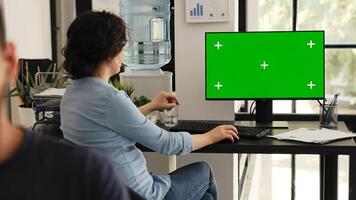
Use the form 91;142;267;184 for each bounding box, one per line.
236;99;288;129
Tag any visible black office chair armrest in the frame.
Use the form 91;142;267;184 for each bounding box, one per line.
58;138;76;146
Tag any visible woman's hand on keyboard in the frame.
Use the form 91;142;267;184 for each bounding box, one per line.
192;125;239;150
207;125;239;144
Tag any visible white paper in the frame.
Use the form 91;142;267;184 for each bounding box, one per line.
34;88;66;97
268;128;356;144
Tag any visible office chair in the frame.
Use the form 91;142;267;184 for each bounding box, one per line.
58;137;145;200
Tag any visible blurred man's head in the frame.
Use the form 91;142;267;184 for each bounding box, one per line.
0;5;17;120
0;5;7;98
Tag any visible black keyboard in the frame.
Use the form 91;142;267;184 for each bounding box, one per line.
170;121;271;140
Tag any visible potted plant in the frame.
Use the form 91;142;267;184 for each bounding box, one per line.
132;95;151;107
109;79;135;97
7;63;37;127
109;79;156;122
7;62;65;128
109;79;152;105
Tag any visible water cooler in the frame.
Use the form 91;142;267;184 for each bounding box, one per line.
119;0;177;174
119;0;172;100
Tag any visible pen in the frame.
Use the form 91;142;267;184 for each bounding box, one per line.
324;93;339;126
318;99;327;113
37;66;41;85
322;97;326;125
52;63;57;81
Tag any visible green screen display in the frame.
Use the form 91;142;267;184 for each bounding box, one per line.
205;31;324;99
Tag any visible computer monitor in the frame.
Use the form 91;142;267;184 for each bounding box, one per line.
205;31;325;127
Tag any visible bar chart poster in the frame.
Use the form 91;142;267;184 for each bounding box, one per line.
185;0;229;23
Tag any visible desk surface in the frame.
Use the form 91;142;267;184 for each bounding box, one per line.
36;119;353;200
138;121;356;155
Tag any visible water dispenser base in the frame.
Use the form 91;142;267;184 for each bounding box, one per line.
119;70;173;100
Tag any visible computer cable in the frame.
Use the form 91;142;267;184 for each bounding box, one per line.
249;100;256;115
250;100;256;121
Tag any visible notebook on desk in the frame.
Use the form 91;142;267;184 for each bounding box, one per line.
268;128;356;144
34;88;66;98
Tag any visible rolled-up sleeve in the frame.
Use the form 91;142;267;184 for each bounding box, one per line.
106;91;192;155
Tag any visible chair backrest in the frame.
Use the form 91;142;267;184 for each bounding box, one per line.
58;138;76;146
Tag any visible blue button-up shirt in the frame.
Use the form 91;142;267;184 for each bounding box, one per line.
60;77;193;200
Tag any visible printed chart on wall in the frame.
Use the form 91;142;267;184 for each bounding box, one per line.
185;0;229;23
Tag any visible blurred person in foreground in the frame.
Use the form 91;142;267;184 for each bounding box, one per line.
0;5;140;200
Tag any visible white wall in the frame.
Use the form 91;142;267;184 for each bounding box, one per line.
3;0;51;59
174;0;238;199
92;0;119;15
3;0;52;125
175;1;235;121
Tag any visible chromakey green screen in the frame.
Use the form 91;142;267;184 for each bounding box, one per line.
205;31;324;99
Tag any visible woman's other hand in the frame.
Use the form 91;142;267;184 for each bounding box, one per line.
151;91;180;111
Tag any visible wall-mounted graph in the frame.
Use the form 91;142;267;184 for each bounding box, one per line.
189;3;203;16
185;0;228;23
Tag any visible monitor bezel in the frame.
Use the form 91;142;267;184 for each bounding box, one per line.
205;30;325;100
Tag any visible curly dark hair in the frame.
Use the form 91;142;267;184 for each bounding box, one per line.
62;11;127;79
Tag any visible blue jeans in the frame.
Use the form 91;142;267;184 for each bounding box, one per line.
163;161;218;200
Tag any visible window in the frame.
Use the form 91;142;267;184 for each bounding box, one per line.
244;0;356;115
258;0;292;31
240;2;352;200
298;0;356;44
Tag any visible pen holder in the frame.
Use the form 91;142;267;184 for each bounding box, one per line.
320;104;338;129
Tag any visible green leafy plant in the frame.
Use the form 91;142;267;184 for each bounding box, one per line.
7;63;38;108
7;62;65;108
109;80;151;107
52;73;71;88
109;79;135;97
132;96;151;107
37;63;70;89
